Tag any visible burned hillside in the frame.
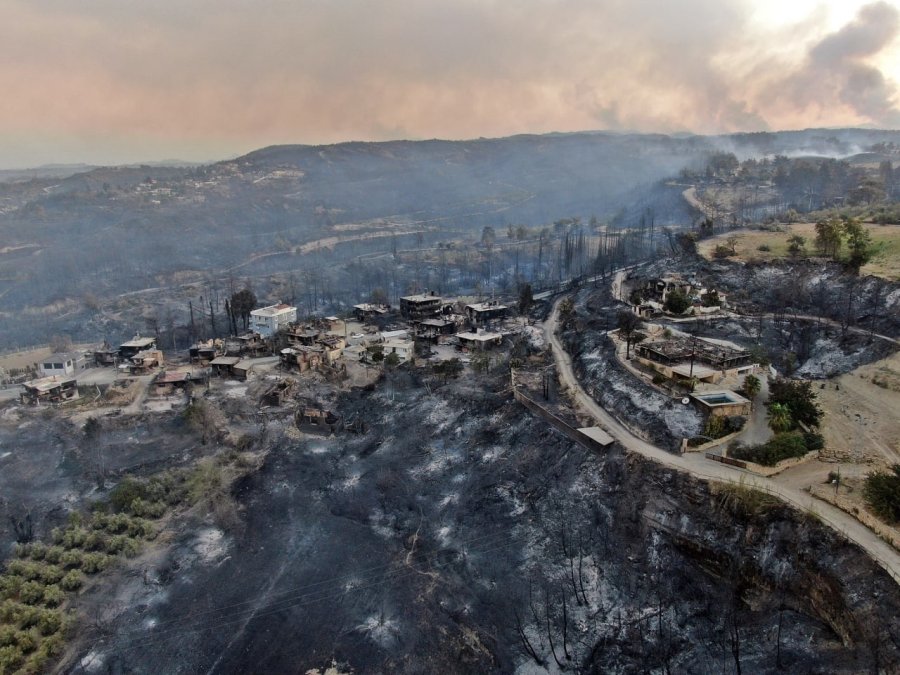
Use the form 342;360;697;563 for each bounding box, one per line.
63;372;900;673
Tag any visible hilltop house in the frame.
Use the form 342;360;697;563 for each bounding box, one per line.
634;335;755;384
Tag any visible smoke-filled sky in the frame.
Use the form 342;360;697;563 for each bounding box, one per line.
1;0;899;168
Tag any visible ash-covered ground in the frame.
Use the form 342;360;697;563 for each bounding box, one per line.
70;371;900;674
0;409;205;554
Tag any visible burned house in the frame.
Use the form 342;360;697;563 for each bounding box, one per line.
465;301;508;327
280;346;323;372
416;317;459;343
295;405;339;433
129;349;164;375
232;333;269;357
317;335;346;364
153;371;193;397
353;303;390;322
400;293;448;321
118;335;157;360
189;339;223;364
261;379;295;407
92;342;118;366
209;356;241;378
634;336;756;384
284;324;322;347
456;329;504;351
21;376;79;405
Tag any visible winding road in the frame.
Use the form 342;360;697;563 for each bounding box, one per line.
543;296;900;585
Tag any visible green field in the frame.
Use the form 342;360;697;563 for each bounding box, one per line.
698;223;900;280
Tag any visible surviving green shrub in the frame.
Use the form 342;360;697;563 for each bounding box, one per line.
109;477;150;513
729;432;809;466
5;561;41;582
43;546;64;565
58;550;85;570
803;431;825;451
864;465;900;524
0;645;25;673
79;553;111;575
37;565;64;586
18;581;46;606
82;531;108;553
41;585;65;608
36;609;63;636
0;575;23;600
59;571;84;592
122;538;141;559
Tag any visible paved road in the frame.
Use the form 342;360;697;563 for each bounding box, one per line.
543;296;900;585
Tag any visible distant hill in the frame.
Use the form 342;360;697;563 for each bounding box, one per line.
1;127;899;346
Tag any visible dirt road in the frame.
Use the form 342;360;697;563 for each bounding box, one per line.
543;296;900;585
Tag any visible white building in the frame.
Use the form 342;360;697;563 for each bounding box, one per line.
383;339;414;363
38;352;86;378
249;304;297;337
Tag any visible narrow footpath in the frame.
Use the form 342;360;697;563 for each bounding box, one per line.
543;297;900;585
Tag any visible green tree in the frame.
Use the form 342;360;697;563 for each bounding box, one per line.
768;378;822;428
384;352;400;369
767;403;793;433
664;288;691;314
843;217;873;273
481;226;496;247
814;216;844;259
229;288;257;331
743;374;761;400
863;465;900;523
786;234;806;257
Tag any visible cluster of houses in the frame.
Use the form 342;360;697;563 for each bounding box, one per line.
18;293;517;405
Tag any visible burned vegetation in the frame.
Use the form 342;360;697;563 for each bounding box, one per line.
31;367;896;674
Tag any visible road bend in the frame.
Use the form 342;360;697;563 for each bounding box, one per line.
543;296;900;585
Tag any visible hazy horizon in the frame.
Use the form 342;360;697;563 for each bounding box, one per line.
2;0;900;168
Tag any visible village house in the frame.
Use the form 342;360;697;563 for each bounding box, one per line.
284;324;322;347
399;292;447;321
456;329;504;350
280;346;324;372
129;349;164;375
634;335;756;384
465;301;508;327
92;342;118;366
153;371;193;397
416;317;459;343
38;352;86;378
232;332;269;356
317;335;346;364
189;339;223;364
118;335;157;360
353;303;390;322
249;303;297;337
209;356;241;378
383;338;415;363
21;376;79;405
